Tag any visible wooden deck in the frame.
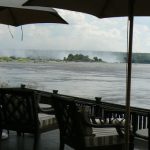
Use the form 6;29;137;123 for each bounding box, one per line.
0;130;148;150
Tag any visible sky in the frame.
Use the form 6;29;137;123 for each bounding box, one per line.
0;0;150;54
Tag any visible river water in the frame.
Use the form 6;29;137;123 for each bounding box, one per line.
0;62;150;109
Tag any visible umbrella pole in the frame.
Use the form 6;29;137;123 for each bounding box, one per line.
125;1;134;150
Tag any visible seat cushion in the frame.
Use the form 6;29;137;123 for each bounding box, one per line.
83;128;125;148
38;113;57;129
1;132;9;140
84;134;124;148
93;128;118;137
136;128;148;139
39;103;52;111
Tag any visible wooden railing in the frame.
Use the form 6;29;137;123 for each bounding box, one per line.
31;88;150;134
41;89;150;136
1;86;150;139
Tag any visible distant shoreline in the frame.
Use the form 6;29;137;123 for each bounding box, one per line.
0;60;108;64
0;56;107;63
1;56;150;64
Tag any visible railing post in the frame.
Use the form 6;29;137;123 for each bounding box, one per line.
20;84;26;89
148;113;150;150
53;90;58;94
94;97;102;117
132;112;138;135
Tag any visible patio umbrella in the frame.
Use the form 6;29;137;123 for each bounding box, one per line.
23;0;149;149
23;0;150;17
0;6;67;26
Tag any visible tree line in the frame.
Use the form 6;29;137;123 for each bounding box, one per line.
64;54;103;62
124;53;150;63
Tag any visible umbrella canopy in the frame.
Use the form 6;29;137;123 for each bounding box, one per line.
0;6;67;26
24;0;150;18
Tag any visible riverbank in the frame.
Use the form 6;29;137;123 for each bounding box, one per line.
0;56;106;63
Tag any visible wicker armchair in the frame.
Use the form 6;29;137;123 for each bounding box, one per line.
52;94;134;150
0;88;57;150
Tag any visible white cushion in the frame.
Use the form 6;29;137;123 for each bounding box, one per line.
1;132;8;140
136;128;148;138
93;128;118;137
38;113;57;129
39;103;52;109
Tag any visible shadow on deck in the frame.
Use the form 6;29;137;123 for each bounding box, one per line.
0;130;69;150
0;130;148;150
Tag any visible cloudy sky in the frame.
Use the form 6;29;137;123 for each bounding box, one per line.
0;0;150;53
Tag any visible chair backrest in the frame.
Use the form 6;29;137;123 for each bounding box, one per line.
0;88;39;133
52;94;93;148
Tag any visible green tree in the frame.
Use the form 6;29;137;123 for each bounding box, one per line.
10;56;16;60
67;54;74;61
93;57;98;61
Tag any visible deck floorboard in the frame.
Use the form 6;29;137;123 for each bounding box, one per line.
0;130;148;150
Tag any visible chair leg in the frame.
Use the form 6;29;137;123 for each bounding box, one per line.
129;134;134;150
7;130;9;135
33;133;40;150
129;143;134;150
0;129;2;139
59;137;64;150
17;131;22;136
59;141;64;150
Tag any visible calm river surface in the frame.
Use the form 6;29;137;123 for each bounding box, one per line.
0;62;150;109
